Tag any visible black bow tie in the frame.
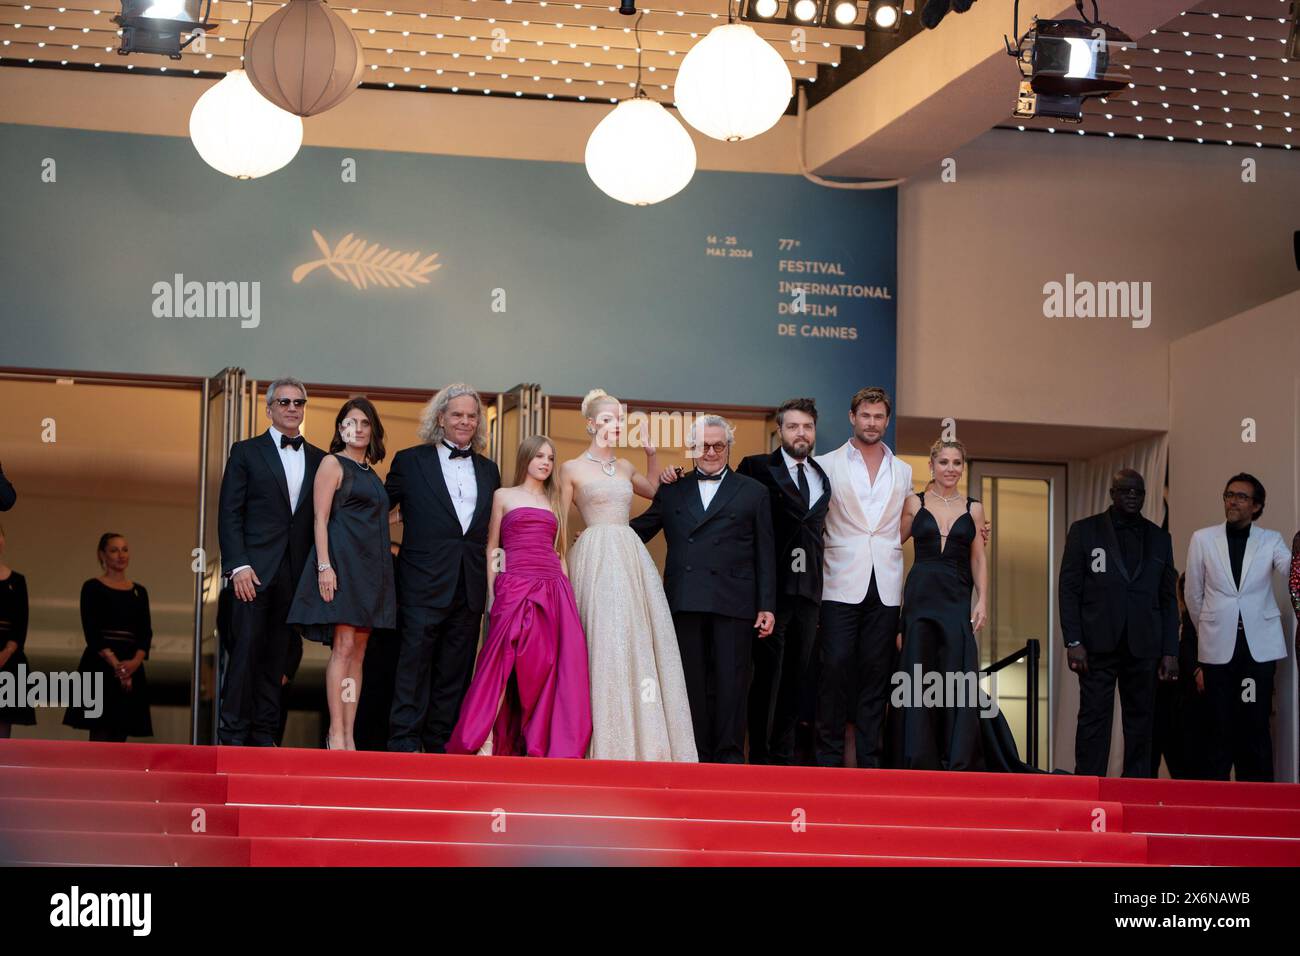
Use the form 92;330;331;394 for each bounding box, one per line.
280;434;304;451
443;441;473;459
695;469;725;482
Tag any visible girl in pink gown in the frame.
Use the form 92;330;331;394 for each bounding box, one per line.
447;436;592;758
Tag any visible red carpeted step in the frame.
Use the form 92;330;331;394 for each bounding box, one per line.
246;836;1144;867
0;829;251;866
0;797;239;836
225;772;1122;833
216;747;1101;801
1145;834;1300;866
0;767;228;804
1122;803;1300;838
1101;777;1300;810
0;739;216;774
233;805;1149;863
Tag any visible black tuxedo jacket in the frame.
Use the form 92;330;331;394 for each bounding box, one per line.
1059;510;1178;659
385;443;500;612
218;431;325;588
630;468;776;620
736;450;830;603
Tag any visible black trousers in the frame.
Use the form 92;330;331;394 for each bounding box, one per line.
1075;642;1158;778
673;611;753;764
748;594;819;765
220;553;296;746
815;574;899;768
1202;626;1276;782
388;574;482;753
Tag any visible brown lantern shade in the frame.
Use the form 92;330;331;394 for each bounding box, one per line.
244;0;365;117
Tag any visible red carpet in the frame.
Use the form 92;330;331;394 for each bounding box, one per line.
1;739;1297;866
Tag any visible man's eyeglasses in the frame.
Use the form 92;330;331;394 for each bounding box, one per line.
1111;488;1144;498
1223;491;1255;503
273;398;308;408
697;442;728;454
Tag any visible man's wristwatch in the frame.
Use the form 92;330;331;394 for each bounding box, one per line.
317;563;331;573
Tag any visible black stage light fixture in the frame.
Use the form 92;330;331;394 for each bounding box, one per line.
1008;9;1132;123
743;0;782;21
786;0;825;26
618;0;637;15
865;1;900;31
114;0;215;60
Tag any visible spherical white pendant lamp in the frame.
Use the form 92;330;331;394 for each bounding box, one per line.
673;23;793;142
244;0;365;117
189;70;304;180
584;95;697;206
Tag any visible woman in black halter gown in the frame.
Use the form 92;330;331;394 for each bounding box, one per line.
894;439;1034;772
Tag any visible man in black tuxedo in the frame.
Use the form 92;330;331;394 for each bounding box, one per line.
0;461;14;511
1059;468;1179;777
217;377;325;746
633;414;775;763
386;384;500;753
736;398;829;765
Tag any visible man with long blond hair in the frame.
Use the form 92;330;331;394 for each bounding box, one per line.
385;384;500;753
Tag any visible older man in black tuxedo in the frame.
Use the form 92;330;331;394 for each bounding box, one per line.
385;384;500;754
1059;468;1179;777
217;377;325;746
633;414;775;763
736;398;829;765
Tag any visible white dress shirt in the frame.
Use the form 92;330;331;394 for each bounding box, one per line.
438;440;477;534
845;440;895;528
780;447;824;508
269;426;306;513
698;466;727;511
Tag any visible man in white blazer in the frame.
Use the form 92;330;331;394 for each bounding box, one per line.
1185;473;1293;782
814;386;912;767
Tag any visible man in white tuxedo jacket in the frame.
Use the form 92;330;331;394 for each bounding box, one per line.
1185;473;1293;782
814;387;912;767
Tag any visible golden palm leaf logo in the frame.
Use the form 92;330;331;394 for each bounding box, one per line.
292;230;442;290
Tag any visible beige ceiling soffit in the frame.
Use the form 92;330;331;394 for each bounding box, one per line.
0;67;803;174
804;1;1196;179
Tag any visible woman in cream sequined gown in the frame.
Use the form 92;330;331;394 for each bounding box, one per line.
561;389;697;762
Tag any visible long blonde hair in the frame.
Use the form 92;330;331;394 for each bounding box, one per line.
514;434;567;555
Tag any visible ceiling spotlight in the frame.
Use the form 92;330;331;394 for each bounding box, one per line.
114;0;214;59
743;0;780;20
867;1;899;31
1008;9;1132;123
786;0;823;25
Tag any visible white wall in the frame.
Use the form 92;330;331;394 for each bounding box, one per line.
898;129;1300;432
1169;288;1300;782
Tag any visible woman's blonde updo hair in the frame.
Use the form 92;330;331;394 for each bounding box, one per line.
929;438;968;464
581;388;621;420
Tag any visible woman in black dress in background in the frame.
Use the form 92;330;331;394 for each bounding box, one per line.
0;523;36;735
894;439;1031;772
288;398;396;751
64;533;153;742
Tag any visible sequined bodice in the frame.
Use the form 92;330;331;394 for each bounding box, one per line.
574;476;633;527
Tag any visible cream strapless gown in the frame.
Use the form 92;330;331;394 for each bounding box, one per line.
568;477;698;762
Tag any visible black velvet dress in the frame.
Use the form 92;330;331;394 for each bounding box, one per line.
894;495;1034;772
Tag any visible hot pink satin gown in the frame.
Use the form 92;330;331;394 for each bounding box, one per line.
447;507;592;758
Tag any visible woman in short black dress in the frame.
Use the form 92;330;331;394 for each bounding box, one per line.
288;397;396;751
0;523;36;734
64;533;153;741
